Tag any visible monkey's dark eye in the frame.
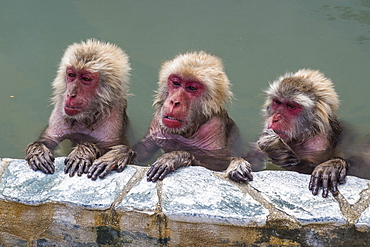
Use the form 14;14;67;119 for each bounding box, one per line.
287;103;297;109
172;81;181;86
274;99;282;105
68;73;76;77
82;77;92;81
187;86;197;91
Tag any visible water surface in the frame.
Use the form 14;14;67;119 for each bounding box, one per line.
0;0;369;161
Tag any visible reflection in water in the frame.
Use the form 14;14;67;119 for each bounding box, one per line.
310;1;370;43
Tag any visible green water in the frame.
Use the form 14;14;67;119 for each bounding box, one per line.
0;0;370;159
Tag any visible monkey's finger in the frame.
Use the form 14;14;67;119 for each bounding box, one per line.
77;160;87;177
89;161;100;171
38;163;50;174
83;160;92;174
35;158;52;174
150;165;166;182
338;168;346;184
245;172;254;181
147;165;160;181
50;153;55;162
28;157;39;171
116;160;128;172
230;171;248;182
310;176;321;196
99;165;113;179
130;150;137;160
44;162;55;174
330;174;339;195
87;161;102;178
43;153;55;174
29;161;39;171
90;165;105;180
234;166;251;182
116;166;125;172
64;158;73;174
321;174;329;198
69;160;79;177
158;166;172;180
240;167;253;181
227;172;238;182
44;152;54;165
308;175;315;190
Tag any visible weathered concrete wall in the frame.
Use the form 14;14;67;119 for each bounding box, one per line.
0;157;369;246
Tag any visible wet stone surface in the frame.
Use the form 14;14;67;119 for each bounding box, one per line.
0;158;136;209
249;171;368;225
0;158;370;245
161;166;268;226
340;175;370;204
117;173;158;212
357;206;370;228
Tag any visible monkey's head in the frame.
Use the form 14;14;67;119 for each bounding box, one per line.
52;39;131;124
154;51;233;135
263;69;339;142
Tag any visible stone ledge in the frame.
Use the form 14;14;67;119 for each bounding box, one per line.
0;158;369;246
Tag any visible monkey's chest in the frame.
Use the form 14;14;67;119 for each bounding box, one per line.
153;132;226;153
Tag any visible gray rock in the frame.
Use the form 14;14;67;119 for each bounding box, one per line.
1;158;370;246
0;157;136;209
117;172;158;213
250;170;345;225
357;206;370;229
340;175;369;204
161;166;268;226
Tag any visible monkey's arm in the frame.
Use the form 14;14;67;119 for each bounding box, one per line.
257;129;301;167
147;150;199;182
87;145;137;180
25;127;63;174
309;158;348;198
242;144;269;172
133;133;161;163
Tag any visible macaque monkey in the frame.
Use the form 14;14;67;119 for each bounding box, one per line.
127;51;253;182
26;39;135;177
245;69;348;197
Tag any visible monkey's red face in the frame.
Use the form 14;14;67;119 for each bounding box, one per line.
64;66;100;116
267;98;302;140
161;74;205;129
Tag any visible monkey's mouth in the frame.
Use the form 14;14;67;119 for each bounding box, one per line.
64;105;83;116
162;116;184;128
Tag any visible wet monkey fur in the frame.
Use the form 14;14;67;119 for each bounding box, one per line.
26;39;135;178
131;51;254;182
245;69;348;197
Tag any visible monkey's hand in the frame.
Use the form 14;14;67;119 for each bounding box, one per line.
26;141;55;174
226;157;253;182
147;151;194;182
257;129;300;167
64;142;100;177
309;158;348;198
87;145;137;180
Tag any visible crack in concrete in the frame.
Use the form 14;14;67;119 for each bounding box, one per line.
214;172;300;229
154;179;170;243
335;186;370;225
111;166;148;209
